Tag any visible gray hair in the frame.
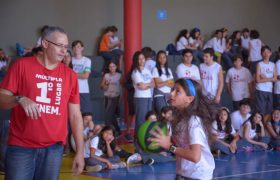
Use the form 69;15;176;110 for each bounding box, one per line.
41;26;67;40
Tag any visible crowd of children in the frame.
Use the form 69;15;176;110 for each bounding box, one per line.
0;25;280;179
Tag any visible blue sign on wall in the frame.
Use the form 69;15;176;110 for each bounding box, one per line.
157;10;167;20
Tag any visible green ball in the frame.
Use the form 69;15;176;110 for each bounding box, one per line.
137;121;167;153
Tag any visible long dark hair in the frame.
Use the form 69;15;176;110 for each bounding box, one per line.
103;60;121;74
247;111;263;130
172;79;219;145
155;50;170;77
175;29;188;42
216;107;232;134
132;51;144;73
98;125;117;154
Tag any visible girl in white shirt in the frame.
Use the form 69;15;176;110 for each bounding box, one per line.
175;29;192;52
212;107;239;155
100;60;122;135
150;79;217;180
239;112;270;151
131;51;154;152
152;50;174;113
84;125;126;172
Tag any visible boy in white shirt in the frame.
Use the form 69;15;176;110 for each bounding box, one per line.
176;49;201;83
231;99;251;132
200;48;224;104
226;55;253;110
72;40;93;113
255;45;277;123
274;47;280;109
142;47;156;73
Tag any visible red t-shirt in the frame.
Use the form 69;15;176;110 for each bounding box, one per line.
0;57;80;148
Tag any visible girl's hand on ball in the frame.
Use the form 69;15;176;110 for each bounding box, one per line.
148;126;172;150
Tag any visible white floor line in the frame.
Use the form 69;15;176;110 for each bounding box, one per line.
214;168;280;179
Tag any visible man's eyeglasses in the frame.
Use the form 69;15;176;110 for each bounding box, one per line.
45;39;70;50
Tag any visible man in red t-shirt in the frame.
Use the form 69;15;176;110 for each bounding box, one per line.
0;26;84;179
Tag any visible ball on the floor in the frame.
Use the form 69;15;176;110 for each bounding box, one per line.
137;121;167;153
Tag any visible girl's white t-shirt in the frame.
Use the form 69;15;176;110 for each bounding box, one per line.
213;37;226;53
239;121;257;139
256;61;275;93
226;67;253;101
274;60;280;94
174;116;215;180
212;121;236;139
132;68;153;98
199;62;221;99
176;37;189;51
103;72;121;97
152;67;174;94
176;63;201;80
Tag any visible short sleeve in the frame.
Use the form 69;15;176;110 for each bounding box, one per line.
245;68;253;83
90;136;99;149
152;67;159;78
84;58;91;72
230;125;236;135
132;70;143;84
68;73;80;104
189;117;207;146
0;59;21;94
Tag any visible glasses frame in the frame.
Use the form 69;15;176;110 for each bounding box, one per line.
45;39;70;50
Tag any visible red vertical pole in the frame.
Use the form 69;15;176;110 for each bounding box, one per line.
124;0;142;122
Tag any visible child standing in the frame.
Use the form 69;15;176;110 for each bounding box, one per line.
176;49;201;83
255;46;277;123
150;79;217;180
152;50;174;114
248;30;263;74
72;40;93;114
274;47;280;109
200;48;224;104
142;47;156;73
84;125;126;172
212;107;239;155
100;60;122;135
226;55;253;110
131;51;154;152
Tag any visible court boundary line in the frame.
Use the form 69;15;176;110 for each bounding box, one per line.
214;168;280;179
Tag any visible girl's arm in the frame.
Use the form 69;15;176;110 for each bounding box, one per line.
100;76;109;90
266;122;279;138
257;121;265;137
243;124;266;147
106;141;114;157
149;128;201;163
77;71;90;79
154;77;168;88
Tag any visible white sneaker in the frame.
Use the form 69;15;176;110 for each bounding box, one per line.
85;165;103;172
127;153;141;165
112;162;127;169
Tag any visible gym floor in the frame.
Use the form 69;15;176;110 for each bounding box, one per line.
2;143;279;180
